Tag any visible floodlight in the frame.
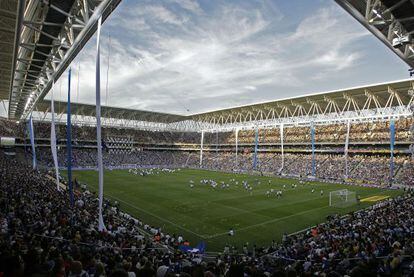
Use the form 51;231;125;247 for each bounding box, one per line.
392;35;411;47
372;9;382;18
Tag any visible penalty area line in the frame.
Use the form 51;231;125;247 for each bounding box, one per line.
104;193;209;240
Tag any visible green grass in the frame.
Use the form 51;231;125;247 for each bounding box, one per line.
67;168;403;251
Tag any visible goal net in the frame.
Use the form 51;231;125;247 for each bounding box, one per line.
329;189;357;208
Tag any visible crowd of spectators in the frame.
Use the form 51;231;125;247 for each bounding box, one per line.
1;117;413;145
35;148;193;169
268;194;414;276
197;152;413;187
0;119;18;137
0;153;193;276
1;151;414;276
223;118;414;144
349;156;405;186
31;147;414;187
1;116;413;187
395;160;414;186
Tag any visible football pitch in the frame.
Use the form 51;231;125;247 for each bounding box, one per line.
68;168;402;251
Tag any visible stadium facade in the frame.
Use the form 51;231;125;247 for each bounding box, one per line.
0;1;414;276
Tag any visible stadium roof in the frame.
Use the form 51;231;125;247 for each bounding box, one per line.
0;0;18;101
190;78;414;125
336;0;414;68
5;0;121;120
31;78;413;131
37;100;186;123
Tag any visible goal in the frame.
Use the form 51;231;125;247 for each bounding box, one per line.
329;189;357;208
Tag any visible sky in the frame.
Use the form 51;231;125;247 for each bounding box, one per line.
47;0;410;116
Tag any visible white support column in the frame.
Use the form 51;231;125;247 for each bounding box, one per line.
280;124;284;173
410;118;414;160
215;130;219;168
344;120;351;178
235;128;239;169
199;130;204;167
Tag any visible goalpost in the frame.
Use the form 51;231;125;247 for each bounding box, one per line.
329;189;357;208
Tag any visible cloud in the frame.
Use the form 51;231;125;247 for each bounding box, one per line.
144;5;188;25
244;86;257;91
48;0;408;115
167;0;203;14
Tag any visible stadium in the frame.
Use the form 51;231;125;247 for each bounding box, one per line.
0;0;414;276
